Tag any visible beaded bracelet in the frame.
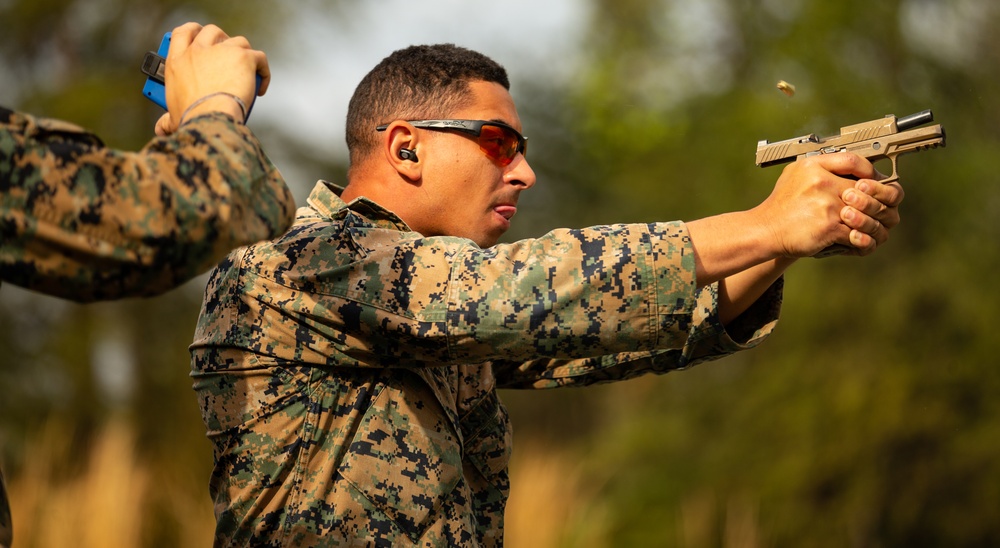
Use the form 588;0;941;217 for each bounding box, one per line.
179;92;248;125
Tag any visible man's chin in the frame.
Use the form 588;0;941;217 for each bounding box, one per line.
475;228;507;248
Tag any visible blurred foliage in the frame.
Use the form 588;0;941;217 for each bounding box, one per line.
0;0;302;146
505;0;1000;546
2;0;999;546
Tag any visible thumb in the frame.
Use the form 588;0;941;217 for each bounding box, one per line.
154;112;176;137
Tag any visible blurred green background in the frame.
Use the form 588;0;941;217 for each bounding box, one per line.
2;0;998;546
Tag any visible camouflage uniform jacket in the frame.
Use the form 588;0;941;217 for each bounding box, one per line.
0;105;296;548
0;106;296;302
190;180;782;547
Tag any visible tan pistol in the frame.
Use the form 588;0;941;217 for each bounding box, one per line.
756;110;945;184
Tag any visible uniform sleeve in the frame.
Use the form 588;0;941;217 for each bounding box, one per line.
218;218;779;372
450;225;782;385
0;107;296;302
442;222;701;361
492;276;783;389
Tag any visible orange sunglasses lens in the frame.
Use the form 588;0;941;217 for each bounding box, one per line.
478;124;523;166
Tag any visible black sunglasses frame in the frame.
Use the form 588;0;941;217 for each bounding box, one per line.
375;119;528;162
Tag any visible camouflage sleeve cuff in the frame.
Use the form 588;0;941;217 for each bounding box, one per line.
681;276;783;358
179;110;244;129
644;221;700;348
644;220;781;357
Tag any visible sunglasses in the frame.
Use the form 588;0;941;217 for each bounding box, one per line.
376;119;528;166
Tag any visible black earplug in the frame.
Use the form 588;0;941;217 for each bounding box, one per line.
398;148;418;162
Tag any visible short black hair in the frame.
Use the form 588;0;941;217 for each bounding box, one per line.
345;44;510;165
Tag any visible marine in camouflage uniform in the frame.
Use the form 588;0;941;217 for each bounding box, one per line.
190;180;782;546
191;40;901;546
0;105;296;547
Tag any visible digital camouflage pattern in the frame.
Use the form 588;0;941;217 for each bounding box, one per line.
0;105;296;548
0;106;296;302
191;180;783;547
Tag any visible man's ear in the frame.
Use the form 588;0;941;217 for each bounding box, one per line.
382;121;422;182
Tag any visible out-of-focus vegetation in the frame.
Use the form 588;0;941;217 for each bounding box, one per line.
503;1;1000;546
2;0;998;546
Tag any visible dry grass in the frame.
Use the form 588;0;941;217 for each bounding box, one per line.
10;418;607;547
6;417;215;548
681;490;763;548
505;440;608;548
6;419;760;547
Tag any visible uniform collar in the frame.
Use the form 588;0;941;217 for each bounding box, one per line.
306;180;412;232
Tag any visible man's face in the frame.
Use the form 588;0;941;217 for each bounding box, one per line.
409;80;536;247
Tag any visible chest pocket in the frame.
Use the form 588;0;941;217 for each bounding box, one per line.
339;374;463;542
